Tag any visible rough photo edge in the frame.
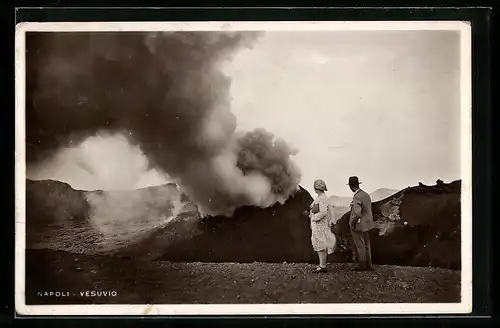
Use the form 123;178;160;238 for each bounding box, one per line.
14;20;473;316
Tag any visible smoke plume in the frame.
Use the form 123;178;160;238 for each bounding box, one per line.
85;184;185;250
26;31;301;216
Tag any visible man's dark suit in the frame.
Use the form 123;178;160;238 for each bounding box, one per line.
349;188;375;269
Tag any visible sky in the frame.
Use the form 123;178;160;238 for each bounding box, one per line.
27;29;462;197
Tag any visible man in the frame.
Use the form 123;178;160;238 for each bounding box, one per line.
348;176;375;271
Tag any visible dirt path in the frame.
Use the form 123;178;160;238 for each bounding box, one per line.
25;249;461;305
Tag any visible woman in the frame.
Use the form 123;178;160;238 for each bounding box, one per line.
309;179;337;273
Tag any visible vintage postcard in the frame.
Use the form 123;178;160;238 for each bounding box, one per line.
15;20;472;316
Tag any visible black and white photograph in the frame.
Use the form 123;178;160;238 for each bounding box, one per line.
15;21;472;315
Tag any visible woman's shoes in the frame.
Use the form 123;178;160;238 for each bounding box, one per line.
312;266;327;273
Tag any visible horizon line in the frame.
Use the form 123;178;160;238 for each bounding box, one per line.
24;176;462;196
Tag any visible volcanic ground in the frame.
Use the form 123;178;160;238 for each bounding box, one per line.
23;178;462;304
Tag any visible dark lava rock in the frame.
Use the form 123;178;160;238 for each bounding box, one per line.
157;186;317;263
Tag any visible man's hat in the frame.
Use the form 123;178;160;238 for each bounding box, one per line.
347;176;362;186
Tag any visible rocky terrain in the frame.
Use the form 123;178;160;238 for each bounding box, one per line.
25;178;461;269
23;178;462;305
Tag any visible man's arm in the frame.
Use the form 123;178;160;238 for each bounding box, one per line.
349;196;362;226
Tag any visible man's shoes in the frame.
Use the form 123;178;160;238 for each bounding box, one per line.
313;266;327;273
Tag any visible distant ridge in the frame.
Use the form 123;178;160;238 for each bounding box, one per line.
328;187;398;207
370;188;399;202
328;195;352;207
26;178;178;193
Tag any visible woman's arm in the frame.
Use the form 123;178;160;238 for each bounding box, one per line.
311;199;328;222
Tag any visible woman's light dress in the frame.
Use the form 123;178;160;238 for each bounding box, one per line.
309;193;337;254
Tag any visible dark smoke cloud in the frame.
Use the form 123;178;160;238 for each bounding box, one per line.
236;128;302;205
26;31;301;216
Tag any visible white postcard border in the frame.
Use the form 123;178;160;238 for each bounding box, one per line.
14;20;473;316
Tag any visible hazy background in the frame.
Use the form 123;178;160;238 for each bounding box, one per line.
27;30;462;197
